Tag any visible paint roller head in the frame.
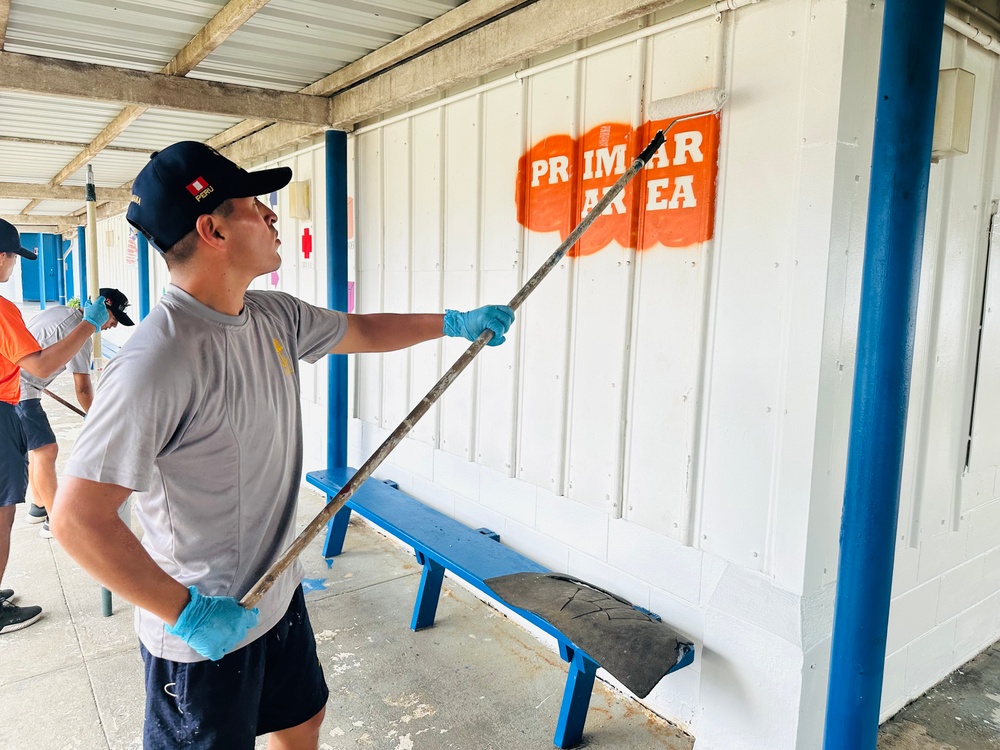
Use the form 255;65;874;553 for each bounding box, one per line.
648;87;727;121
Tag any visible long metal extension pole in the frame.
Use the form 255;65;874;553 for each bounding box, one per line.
823;2;945;748
85;165;102;371
43;388;85;418
241;130;667;608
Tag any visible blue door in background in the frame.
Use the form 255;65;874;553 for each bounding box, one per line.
62;239;74;301
20;232;62;303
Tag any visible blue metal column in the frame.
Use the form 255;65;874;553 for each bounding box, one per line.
326;130;349;471
137;232;151;321
52;235;66;305
823;3;946;749
36;238;46;311
76;226;87;303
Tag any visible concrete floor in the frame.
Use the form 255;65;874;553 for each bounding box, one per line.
0;349;693;750
878;643;1000;750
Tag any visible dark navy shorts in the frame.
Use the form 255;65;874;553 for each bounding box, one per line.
140;585;328;749
15;398;56;451
0;401;28;508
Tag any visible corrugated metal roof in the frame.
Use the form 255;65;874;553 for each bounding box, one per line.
109;109;245;151
0;92;126;142
189;0;465;91
29;199;86;215
63;149;156;187
3;0;228;71
0;199;31;214
1;0;471;222
0;141;83;182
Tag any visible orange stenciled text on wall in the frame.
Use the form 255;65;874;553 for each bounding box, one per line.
515;113;720;256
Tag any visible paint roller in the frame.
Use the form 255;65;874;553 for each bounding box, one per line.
240;87;729;609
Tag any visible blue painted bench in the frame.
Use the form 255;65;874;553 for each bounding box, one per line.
306;467;694;748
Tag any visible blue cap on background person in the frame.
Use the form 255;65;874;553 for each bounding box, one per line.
126;141;292;252
0;219;38;261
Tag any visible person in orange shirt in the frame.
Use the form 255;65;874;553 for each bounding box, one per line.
0;219;109;634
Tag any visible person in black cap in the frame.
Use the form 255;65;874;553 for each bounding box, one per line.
0;218;108;635
17;287;134;538
53;141;515;749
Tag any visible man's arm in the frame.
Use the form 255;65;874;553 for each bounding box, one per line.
331;313;444;354
19;297;109;379
72;373;93;412
330;306;515;354
51;477;189;626
17;322;95;380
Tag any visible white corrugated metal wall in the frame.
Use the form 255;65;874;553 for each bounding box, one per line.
347;3;819;748
341;2;1000;748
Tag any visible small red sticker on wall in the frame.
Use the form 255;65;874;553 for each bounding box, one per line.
516;113;720;256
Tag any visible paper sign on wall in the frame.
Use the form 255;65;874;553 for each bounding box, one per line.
515;113;721;256
125;228;138;266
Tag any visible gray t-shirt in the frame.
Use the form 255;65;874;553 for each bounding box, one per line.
65;286;347;662
20;306;91;401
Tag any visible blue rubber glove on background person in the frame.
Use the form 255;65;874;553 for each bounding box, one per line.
165;586;259;661
443;305;515;346
81;296;109;330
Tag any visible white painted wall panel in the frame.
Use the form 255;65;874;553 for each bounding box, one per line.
476;84;525;474
698;0;805;570
381;121;413;431
622;16;723;539
440;270;478;460
904;38;1000;546
344;3;1000;748
409;110;445;447
968;216;1000;479
439;98;483;462
624;248;707;537
355;131;383;427
476;269;519;472
515;64;577;494
563;45;638;514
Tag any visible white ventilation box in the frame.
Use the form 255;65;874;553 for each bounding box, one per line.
932;68;975;162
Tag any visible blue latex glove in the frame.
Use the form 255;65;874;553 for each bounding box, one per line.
81;296;109;330
165;586;259;661
443;305;515;347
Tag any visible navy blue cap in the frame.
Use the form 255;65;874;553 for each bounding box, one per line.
99;287;135;326
126;141;292;252
0;219;38;260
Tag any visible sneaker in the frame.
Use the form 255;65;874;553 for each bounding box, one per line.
39;521;53;539
0;589;13;602
0;599;42;634
25;503;47;525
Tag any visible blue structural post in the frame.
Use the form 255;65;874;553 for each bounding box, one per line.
326;130;349;471
823;3;946;749
76;226;87;303
36;238;46;311
136;232;151;321
52;235;66;305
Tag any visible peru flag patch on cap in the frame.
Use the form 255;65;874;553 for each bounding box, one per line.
186;177;210;196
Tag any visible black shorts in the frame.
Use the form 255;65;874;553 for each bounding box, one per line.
140;586;329;749
15;398;56;451
0;402;27;507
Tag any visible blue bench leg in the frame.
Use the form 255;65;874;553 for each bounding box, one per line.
411;554;445;631
553;646;598;749
322;503;352;558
